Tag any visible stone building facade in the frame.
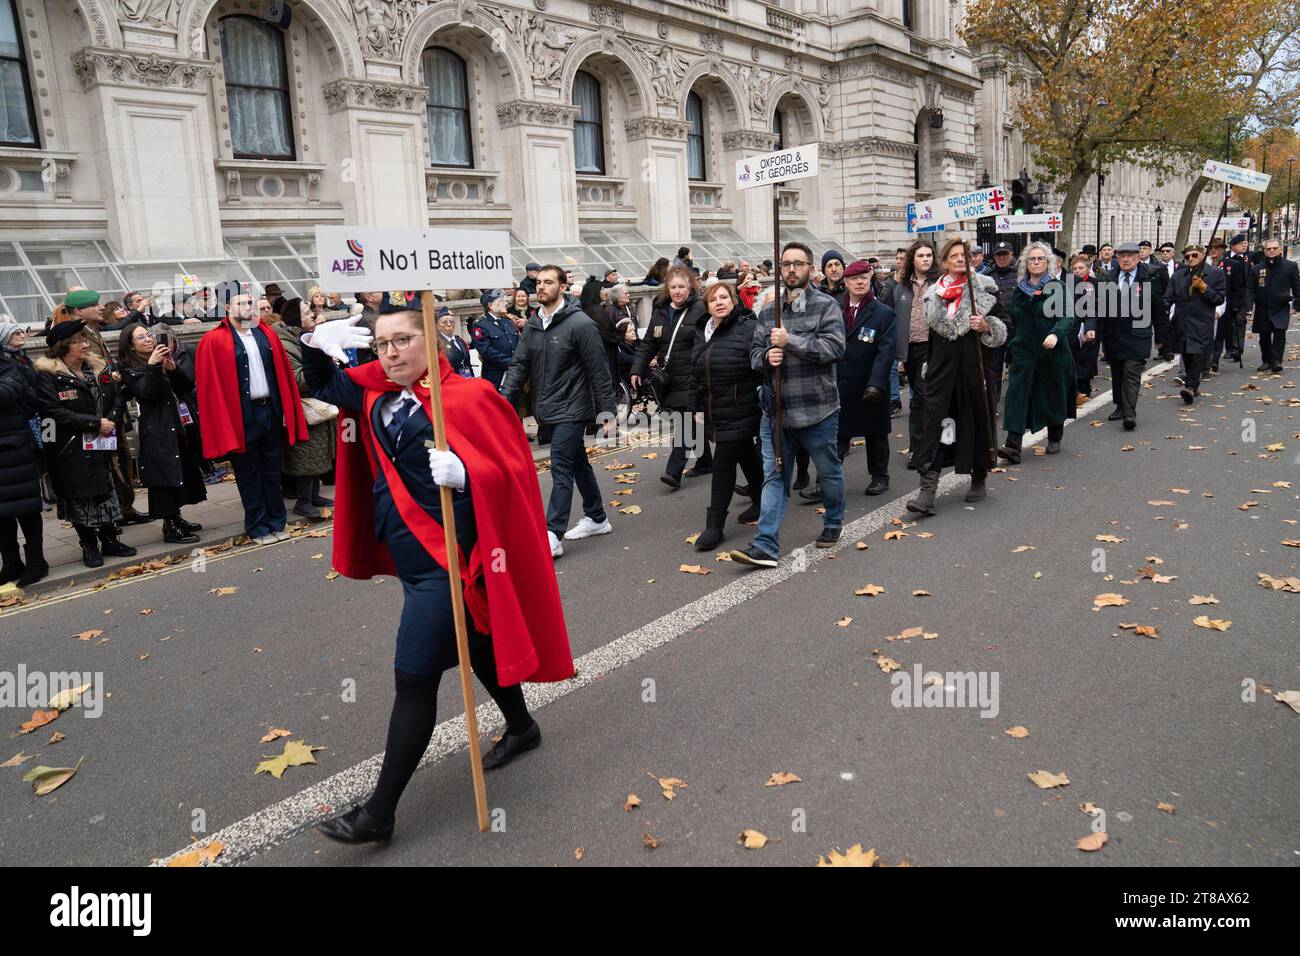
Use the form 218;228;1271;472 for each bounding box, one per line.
0;0;1197;323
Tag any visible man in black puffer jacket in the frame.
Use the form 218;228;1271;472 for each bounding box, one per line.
689;282;763;551
501;265;615;558
631;265;712;488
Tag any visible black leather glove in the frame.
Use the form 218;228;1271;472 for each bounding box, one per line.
864;385;883;402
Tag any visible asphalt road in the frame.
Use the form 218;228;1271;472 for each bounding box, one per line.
1;353;1296;868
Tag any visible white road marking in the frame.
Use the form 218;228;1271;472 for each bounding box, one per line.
146;361;1175;866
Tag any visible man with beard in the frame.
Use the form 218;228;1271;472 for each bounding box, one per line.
819;250;846;298
730;242;846;568
1211;234;1251;371
1165;244;1225;404
501;265;615;558
1249;238;1300;374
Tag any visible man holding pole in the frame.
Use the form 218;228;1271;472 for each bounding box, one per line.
301;308;573;844
730;241;846;568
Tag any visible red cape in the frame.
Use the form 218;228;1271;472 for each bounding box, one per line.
194;319;309;459
332;354;574;687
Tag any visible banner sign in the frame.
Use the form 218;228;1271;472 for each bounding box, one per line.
735;143;819;191
911;186;1009;228
995;213;1062;234
1196;216;1252;232
906;203;945;234
1201;160;1271;192
315;226;513;292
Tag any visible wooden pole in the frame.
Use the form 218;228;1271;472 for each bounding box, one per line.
418;289;490;833
772;185;784;474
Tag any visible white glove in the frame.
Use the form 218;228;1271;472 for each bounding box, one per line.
304;315;372;363
427;447;466;491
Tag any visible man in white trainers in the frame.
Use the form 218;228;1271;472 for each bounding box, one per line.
501;265;616;558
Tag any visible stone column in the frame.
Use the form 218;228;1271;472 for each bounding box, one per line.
72;48;222;260
495;100;581;247
322;79;430;228
624;118;692;244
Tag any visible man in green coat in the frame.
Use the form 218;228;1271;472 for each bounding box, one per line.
998;241;1076;462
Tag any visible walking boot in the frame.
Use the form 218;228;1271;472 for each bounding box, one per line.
98;525;138;558
694;508;726;551
293;476;322;518
997;432;1022;464
737;498;761;524
15;538;48;587
162;517;199;545
310;478;333;508
965;472;988;502
76;524;103;568
906;470;940;516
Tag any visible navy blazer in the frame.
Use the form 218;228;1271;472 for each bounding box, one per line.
441;333;474;378
229;323;282;423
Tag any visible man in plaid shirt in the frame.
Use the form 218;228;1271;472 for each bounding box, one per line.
730;241;846;567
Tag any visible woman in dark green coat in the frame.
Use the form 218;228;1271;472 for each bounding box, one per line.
998;241;1076;461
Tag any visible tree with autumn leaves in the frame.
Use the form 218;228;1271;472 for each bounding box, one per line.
962;0;1277;249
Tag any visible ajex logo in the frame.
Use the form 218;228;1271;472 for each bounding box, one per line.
332;239;365;277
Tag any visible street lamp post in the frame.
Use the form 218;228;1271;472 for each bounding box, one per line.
1096;171;1105;250
1287;157;1296;247
1154;205;1162;248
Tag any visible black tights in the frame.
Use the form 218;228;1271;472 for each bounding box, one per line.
364;633;532;822
708;438;763;513
0;512;43;565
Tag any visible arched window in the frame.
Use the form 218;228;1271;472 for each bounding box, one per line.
423;47;472;168
219;16;294;160
772;109;784;151
0;0;37;147
573;70;605;174
686;91;706;181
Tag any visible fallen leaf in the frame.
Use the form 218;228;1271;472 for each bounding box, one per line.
140;608;155;616
1147;500;1175;506
765;772;802;787
1238;501;1259;511
1012;545;1036;553
1273;691;1300;714
641;452;658;460
1078;802;1100;816
1144;555;1164;565
1189;594;1220;605
255;740;323;779
679;564;711;575
912;589;931;597
854;541;868;550
1156;802;1176;814
1192;616;1232;631
913;531;934;539
853;583;885;596
1076;831;1108;852
167;841;225;867
1169;488;1190;495
1137;565;1177;584
324;570;340;580
47;731;64;744
1121;444;1135;452
1094;534;1127;544
883;530;908;541
739;829;769;849
619;505;642;515
684;533;700;545
1118;623;1160;638
715;551;732;562
48;684;90;711
18;710;58;734
208;586;239;596
1265;442;1285;452
137;653;150;662
1;751;36;767
1028;770;1070;789
623;793;641;812
817;844;878;867
574;847;584;860
836;616;853;627
1092;593;1130;610
1005;726;1030;738
23;756;83;796
259;728;293;744
310;553;323;560
887;625;937;641
1282;540;1300;548
642;833;661;849
1257;573;1300;593
72;629;103;642
648;773;687;801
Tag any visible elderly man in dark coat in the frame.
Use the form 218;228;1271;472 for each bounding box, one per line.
1166;243;1226;404
1098;243;1162;430
1249;238;1300;374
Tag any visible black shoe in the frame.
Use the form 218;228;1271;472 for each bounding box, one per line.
15;559;48;588
312;494;333;507
695;526;724;551
684;463;712;478
905;457;918;471
1271;365;1283;374
890;399;902;417
482;721;541;772
791;471;811;491
293;500;323;518
737;501;761;524
1257;363;1270;372
0;558;21;585
98;529;137;558
660;473;681;490
81;543;103;568
814;527;841;548
176;518;203;534
162;519;199;545
317;805;394;845
1123;418;1137;431
1180;387;1194;404
733;484;751;499
729;545;778;568
121;512;153;526
1207;364;1219;375
798;484;823;503
997;444;1021;464
965;475;987;502
865;476;889;496
1107;408;1124;421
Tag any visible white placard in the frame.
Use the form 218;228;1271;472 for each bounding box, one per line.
995;212;1063;234
1196;216;1252;232
912;186;1011;228
315;226;513;292
1201;160;1271;192
735;143;819;191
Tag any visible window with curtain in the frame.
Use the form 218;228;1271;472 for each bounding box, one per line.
424;47;472;167
573;70;605;175
0;0;37;147
686;91;705;181
219;16;294;160
772;109;784;152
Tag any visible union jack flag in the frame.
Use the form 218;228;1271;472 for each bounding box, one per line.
1047;214;1062;231
987;188;1007;212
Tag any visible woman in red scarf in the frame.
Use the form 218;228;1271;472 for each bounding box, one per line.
301;311;574;845
906;238;1009;515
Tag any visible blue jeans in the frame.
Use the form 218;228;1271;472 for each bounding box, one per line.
545;420;607;536
753;410;844;558
227;402;286;538
889;362;900;403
